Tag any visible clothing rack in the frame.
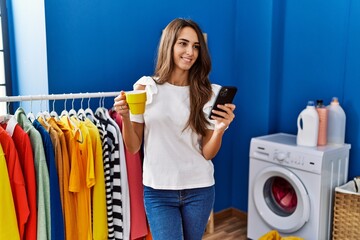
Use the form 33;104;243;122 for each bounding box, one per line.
0;91;120;103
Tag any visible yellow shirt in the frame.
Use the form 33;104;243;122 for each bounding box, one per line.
61;116;93;240
84;118;108;240
0;144;20;240
60;116;92;240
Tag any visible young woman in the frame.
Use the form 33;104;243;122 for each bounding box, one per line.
114;18;236;240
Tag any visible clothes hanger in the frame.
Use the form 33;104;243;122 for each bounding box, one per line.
35;99;51;127
59;96;83;143
50;99;60;120
2;101;19;137
85;96;95;120
27;99;36;122
95;96;107;118
60;97;69;117
68;97;79;120
0;101;13;123
77;97;86;121
43;99;51;118
102;96;113;120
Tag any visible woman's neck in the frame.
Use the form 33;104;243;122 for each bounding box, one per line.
168;70;189;86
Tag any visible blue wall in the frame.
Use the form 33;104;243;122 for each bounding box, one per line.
233;0;360;212
11;0;359;213
44;0;238;212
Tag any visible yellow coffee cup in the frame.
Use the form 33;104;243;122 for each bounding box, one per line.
126;90;147;114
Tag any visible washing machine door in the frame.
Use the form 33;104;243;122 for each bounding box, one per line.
253;165;310;233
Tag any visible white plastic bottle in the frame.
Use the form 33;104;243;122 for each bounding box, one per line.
327;97;346;145
297;101;319;147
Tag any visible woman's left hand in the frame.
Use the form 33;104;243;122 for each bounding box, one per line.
210;103;236;132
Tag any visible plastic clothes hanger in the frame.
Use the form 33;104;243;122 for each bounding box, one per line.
68;97;79;120
95;96;107;118
27;99;36;122
50;99;60;120
60;97;69;117
77;97;86;121
0;102;13;124
59;97;83;143
85;97;95;120
35;99;51;127
2;101;18;137
42;99;51;119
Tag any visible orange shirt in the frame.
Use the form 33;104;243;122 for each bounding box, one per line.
54;118;78;240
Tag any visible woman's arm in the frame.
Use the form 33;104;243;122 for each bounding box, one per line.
114;85;145;154
202;103;236;160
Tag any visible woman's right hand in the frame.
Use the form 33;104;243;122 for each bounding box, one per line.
114;90;144;154
114;91;130;117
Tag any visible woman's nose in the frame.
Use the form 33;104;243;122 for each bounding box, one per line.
186;46;194;55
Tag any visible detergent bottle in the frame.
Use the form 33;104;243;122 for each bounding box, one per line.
297;101;319;147
316;100;328;146
327;97;346;145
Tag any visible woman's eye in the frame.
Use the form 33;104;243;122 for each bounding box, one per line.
193;45;200;49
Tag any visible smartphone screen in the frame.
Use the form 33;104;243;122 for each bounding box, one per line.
208;86;237;119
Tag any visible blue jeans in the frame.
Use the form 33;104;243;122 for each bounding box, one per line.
144;185;215;240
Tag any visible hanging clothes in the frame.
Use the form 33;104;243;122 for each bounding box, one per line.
0;144;20;240
109;109;149;240
91;113;116;240
95;108;126;240
102;108;131;240
15;107;51;240
33;119;65;240
54;117;79;240
1;117;37;240
38;117;65;213
83;117;108;240
0;126;29;240
60;115;93;240
0;92;153;240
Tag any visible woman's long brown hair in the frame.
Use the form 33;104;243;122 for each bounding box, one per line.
153;18;212;136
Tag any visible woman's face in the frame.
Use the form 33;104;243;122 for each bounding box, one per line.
172;26;200;72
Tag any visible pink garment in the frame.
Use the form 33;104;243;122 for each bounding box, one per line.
109;109;149;240
272;177;297;212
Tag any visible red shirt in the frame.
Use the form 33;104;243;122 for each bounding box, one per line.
2;121;37;240
0;126;30;239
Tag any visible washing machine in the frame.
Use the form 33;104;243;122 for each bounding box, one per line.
247;133;350;240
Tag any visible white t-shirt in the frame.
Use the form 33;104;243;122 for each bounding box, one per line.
130;76;221;190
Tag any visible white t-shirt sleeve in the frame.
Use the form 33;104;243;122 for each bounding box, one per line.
130;76;158;123
203;84;222;129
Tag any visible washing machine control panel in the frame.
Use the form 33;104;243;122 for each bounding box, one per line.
272;149;321;174
274;151;288;162
249;140;323;174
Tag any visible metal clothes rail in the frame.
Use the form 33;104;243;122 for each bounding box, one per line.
0;91;120;102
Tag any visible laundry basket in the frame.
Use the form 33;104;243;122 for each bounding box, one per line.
332;178;360;240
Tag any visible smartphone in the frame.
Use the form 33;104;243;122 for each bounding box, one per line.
208;86;237;119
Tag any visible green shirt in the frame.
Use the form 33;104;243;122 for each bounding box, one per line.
15;108;51;240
